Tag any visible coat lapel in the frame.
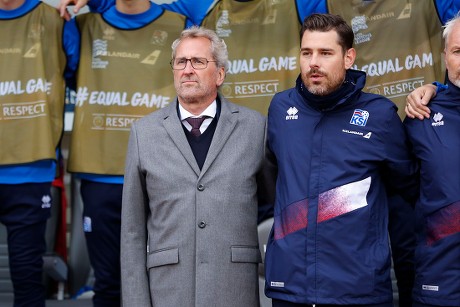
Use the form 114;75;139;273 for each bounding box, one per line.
162;101;201;176
200;95;238;176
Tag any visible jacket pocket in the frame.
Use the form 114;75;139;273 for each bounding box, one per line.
147;247;179;268
231;246;262;263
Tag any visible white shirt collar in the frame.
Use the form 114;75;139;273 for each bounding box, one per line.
179;100;217;121
179;100;217;133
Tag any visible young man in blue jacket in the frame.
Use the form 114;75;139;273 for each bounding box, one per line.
264;13;419;306
404;13;460;307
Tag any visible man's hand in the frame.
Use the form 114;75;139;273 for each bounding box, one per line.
58;0;89;21
405;84;436;120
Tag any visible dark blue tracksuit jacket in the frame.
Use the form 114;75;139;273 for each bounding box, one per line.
264;69;419;305
404;79;460;307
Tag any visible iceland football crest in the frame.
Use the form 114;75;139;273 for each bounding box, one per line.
350;109;369;127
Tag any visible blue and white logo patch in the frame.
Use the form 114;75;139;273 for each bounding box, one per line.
350;109;369;126
83;216;92;232
285;107;299;120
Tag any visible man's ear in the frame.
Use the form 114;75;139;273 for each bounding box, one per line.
216;67;226;87
344;48;356;69
444;49;447;69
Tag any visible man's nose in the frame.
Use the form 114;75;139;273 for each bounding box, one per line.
309;53;319;67
183;60;195;73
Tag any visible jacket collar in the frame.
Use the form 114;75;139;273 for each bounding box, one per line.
162;93;238;177
296;69;366;112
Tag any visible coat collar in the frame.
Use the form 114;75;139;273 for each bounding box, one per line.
162;93;239;177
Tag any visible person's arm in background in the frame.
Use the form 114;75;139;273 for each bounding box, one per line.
155;0;216;26
403;0;458;120
296;0;327;23
58;0;214;27
405;84;437;119
58;0;113;20
62;19;80;91
405;82;448;119
58;0;114;81
435;0;460;24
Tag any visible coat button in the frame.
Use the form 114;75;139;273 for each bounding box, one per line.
198;221;206;228
197;184;205;191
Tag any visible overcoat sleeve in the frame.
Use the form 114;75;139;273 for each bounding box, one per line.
121;123;152;306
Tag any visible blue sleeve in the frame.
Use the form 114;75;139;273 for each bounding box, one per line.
383;108;419;204
157;0;216;25
87;0;114;13
296;0;327;23
63;18;80;91
432;81;448;93
435;0;460;24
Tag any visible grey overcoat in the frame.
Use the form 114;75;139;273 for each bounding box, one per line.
121;95;266;307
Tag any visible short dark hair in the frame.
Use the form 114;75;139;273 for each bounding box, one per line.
300;13;354;54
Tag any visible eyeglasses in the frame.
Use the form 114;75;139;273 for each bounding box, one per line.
170;57;217;70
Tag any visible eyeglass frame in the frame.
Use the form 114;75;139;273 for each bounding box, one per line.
170;57;217;70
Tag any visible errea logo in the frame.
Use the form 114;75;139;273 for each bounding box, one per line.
432;112;444;127
286;107;298;120
41;195;51;209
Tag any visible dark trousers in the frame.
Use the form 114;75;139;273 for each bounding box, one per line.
273;299;393;307
0;183;51;307
81;180;122;307
387;194;416;307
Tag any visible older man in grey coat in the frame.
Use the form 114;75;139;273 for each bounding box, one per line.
121;26;271;306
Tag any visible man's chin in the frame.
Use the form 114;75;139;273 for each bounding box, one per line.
306;85;329;96
178;86;198;95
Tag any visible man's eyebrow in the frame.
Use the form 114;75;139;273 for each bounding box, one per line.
447;44;460;49
300;47;334;51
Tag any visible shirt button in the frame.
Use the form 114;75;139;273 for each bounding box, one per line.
197;184;205;191
198;221;206;228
